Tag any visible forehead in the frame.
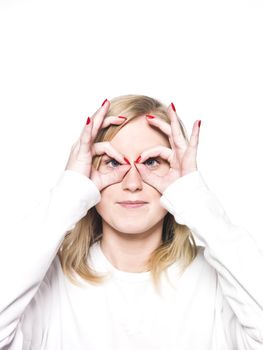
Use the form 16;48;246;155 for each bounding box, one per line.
110;115;170;154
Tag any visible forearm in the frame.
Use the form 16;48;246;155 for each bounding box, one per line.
0;170;101;345
160;170;263;345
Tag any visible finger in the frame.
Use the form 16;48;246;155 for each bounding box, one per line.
100;116;127;129
90;99;111;141
189;120;200;149
78;117;93;157
134;163;164;193
91;164;131;191
183;120;200;163
145;114;177;151
167;104;189;150
91;141;127;164
70;139;80;154
100;164;131;189
138;145;173;164
145;115;171;137
73;114;125;156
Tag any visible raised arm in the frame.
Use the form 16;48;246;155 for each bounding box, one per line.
135;104;263;348
0;98;131;348
160;170;263;348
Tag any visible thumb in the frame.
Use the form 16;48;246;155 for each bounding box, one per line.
134;163;163;193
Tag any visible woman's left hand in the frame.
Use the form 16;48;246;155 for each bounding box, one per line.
134;104;201;194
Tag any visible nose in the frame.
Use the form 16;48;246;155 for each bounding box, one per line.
121;163;143;192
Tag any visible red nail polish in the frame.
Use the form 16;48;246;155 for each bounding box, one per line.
124;157;131;165
101;98;108;107
198;120;201;127
146;114;155;119
86;117;91;125
135;155;141;163
118;116;126;119
171;102;176;112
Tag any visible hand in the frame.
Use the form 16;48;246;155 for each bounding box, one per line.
134;104;201;194
65;100;131;191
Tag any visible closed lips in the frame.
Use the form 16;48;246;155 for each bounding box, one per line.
117;201;147;204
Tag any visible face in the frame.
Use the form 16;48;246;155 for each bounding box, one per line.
95;115;171;236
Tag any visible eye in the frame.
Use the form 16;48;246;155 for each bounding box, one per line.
104;158;121;168
143;157;160;168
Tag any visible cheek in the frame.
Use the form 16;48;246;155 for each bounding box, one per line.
95;185;119;221
150;198;168;220
97;163;113;174
95;190;111;216
152;162;170;176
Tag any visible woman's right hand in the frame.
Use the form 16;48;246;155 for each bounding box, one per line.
64;99;131;191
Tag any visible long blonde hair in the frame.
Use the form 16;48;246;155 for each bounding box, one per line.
58;94;198;291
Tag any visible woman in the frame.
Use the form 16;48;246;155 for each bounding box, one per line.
0;95;262;349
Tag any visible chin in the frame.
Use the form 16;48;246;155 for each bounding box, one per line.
113;225;147;234
110;221;155;235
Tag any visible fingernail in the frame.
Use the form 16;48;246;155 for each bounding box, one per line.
135;155;141;163
146;114;155;119
124;157;131;165
118;116;127;119
198;120;201;127
101;98;108;107
171;102;176;112
86;117;91;125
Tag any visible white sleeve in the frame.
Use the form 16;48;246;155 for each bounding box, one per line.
160;170;263;349
0;170;101;348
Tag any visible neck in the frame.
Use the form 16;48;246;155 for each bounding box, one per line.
100;221;163;273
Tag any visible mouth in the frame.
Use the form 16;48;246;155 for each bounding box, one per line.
117;201;148;209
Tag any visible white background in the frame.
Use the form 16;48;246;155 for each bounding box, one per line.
0;0;262;248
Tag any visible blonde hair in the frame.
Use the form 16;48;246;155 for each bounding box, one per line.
58;94;198;292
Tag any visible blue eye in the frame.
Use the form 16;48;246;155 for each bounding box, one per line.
144;157;160;167
105;159;120;168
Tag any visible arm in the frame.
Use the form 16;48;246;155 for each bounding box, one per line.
0;170;101;347
160;170;263;349
0;97;132;348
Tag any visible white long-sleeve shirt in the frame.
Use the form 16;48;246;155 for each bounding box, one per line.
0;170;263;349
